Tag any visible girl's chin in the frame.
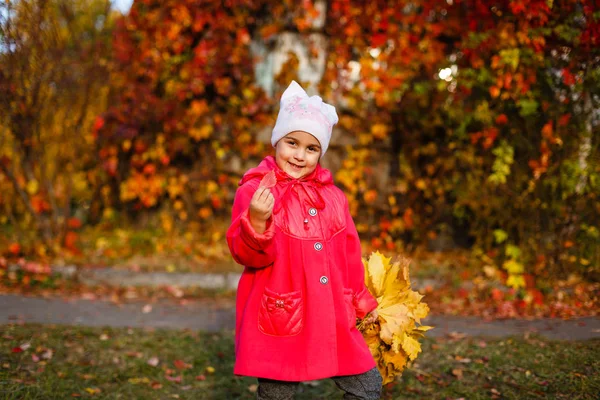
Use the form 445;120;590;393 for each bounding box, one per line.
286;169;304;178
284;165;312;178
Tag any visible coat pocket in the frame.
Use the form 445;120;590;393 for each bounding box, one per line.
258;287;303;336
343;288;357;329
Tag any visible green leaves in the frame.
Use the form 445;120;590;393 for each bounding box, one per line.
517;99;539;117
499;48;520;71
488;141;514;185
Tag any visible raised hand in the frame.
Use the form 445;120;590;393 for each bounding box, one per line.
249;187;274;234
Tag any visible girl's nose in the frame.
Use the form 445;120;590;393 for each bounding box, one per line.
294;149;305;161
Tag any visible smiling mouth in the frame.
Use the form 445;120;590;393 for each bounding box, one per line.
288;162;304;170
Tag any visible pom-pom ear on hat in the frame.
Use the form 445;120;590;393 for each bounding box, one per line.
271;81;339;157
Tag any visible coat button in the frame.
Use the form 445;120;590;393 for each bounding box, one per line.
308;208;318;216
320;276;328;284
314;242;323;251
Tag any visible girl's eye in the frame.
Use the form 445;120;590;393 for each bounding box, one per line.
308;147;317;152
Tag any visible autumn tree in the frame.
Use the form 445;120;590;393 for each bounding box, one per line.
0;0;114;253
324;0;599;281
94;0;286;234
90;0;598;282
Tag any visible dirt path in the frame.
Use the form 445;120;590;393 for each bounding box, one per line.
2;294;599;340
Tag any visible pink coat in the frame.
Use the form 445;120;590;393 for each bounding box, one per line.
226;156;378;381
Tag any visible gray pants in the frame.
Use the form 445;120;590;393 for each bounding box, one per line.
256;367;383;400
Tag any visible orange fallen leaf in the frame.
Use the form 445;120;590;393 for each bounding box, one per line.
452;368;463;379
151;381;162;389
174;359;192;370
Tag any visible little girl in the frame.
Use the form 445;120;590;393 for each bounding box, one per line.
227;81;382;399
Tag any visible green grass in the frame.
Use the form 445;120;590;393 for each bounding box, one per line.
1;324;598;399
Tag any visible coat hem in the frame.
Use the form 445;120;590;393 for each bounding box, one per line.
233;360;377;382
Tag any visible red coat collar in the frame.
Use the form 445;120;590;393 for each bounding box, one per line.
239;156;333;212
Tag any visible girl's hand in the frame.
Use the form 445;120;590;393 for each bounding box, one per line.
249;187;274;233
363;309;378;325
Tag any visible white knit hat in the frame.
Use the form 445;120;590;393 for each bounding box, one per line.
271;81;339;157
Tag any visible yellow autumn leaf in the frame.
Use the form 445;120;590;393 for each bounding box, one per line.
378;303;412;344
128;377;151;384
382;348;407;369
360;252;433;384
364;250;388;296
382;259;402;290
364;333;381;359
376;280;411;310
381;348;408;384
402;332;422;360
410;325;434;338
414;325;434;332
409;302;430;324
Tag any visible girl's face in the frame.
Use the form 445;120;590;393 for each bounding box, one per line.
275;131;322;179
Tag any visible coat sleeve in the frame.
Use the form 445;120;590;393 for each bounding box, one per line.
345;197;378;319
226;181;276;268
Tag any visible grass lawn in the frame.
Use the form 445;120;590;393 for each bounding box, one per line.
1;324;598;399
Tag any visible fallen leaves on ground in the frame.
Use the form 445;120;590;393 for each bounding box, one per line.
425;280;599;319
2;252;598;320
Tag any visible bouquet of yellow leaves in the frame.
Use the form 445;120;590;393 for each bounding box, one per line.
359;251;433;385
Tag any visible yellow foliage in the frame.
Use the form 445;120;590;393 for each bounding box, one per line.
360;251;433;385
503;259;523;274
26;179;39;195
506;274;525;289
371;123;388;139
189;100;208;117
503;258;525;289
189;124;213;141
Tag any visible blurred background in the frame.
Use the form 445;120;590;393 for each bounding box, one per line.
1;0;599;304
1;2;599;399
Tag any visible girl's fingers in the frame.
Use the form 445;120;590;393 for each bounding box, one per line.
257;188;271;203
254;187;267;200
251;188;263;204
